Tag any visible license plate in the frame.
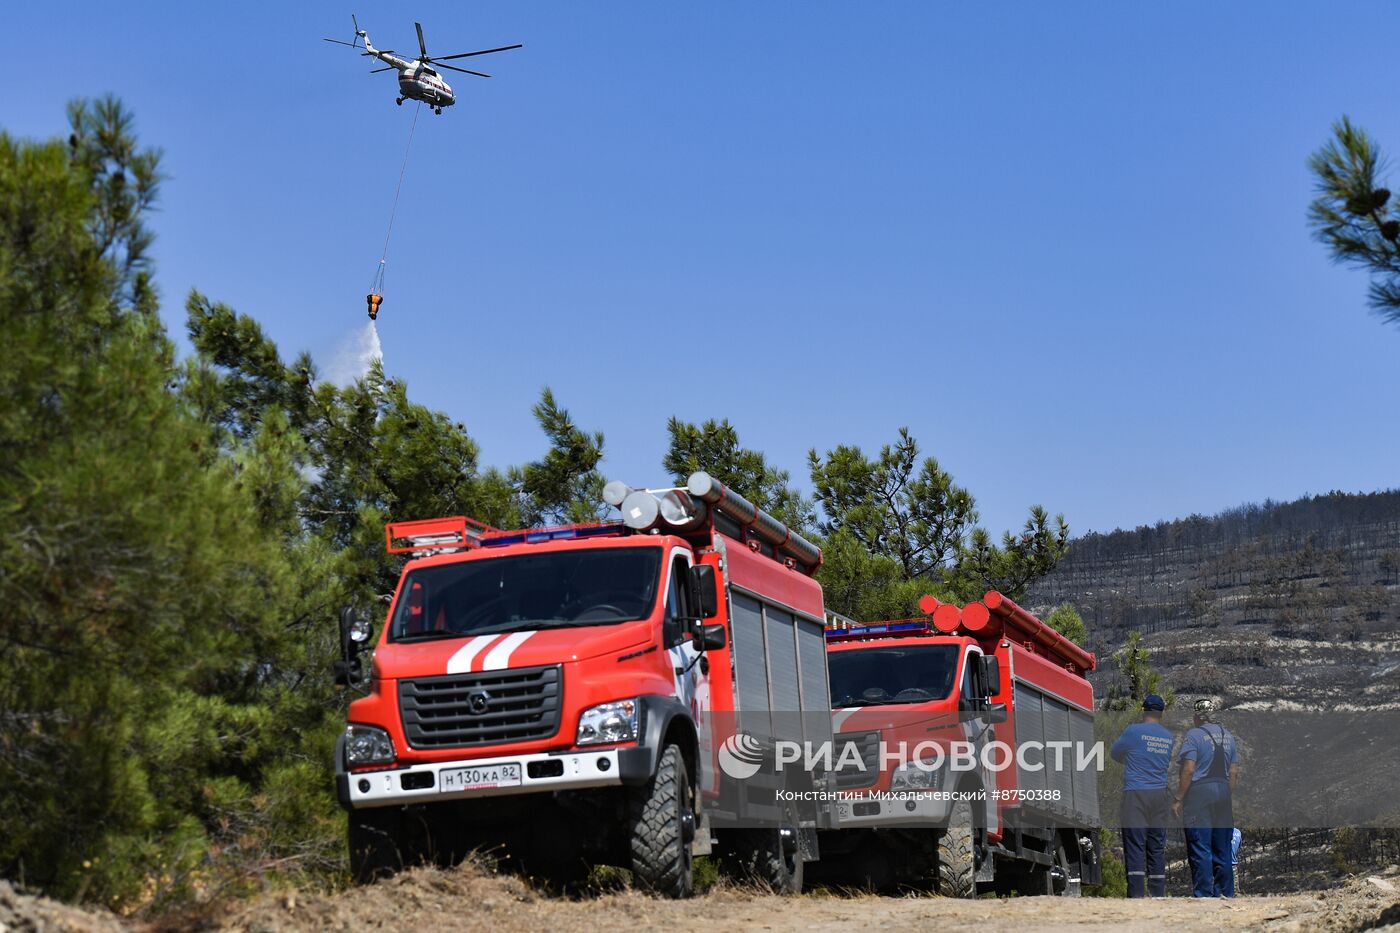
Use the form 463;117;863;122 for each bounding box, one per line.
440;763;522;791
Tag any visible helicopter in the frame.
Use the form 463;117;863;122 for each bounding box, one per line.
324;15;521;115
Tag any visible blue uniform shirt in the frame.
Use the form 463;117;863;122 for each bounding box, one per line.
1110;721;1175;791
1178;723;1238;783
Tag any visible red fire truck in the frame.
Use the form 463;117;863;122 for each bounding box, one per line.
811;593;1102;896
333;472;837;895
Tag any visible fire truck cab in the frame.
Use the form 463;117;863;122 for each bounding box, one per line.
333;473;836;896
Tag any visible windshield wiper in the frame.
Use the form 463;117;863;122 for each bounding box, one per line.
394;631;471;643
833;695;938;708
529;618;627;630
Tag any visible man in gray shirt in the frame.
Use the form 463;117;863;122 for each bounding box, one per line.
1171;698;1239;897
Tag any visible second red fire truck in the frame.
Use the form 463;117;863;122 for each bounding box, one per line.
813;594;1103;896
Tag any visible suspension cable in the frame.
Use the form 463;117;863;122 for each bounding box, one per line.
369;102;422;296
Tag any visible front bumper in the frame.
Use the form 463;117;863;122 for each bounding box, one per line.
835;790;953;827
339;746;652;809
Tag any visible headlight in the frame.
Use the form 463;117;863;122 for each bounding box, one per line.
891;760;942;791
348;616;373;643
345;724;396;765
576;698;639;746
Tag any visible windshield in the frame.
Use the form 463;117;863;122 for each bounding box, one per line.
390;546;663;642
828;644;960;707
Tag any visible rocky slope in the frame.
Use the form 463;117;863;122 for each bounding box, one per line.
1026;490;1400;709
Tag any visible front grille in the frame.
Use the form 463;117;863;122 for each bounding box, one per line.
833;730;881;790
399;664;562;749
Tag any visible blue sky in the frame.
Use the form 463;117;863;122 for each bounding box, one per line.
8;2;1400;537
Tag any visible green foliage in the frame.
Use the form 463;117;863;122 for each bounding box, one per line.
663;416;813;530
1308;116;1400;326
954;505;1071;603
0;100;338;908
808;428;1068;616
1103;632;1175;712
518;388;605;525
1331;826;1365;875
808;427;976;581
1084;829;1128;897
64;95;163;309
815;528;933;622
1044;604;1087;646
660;422;1070;622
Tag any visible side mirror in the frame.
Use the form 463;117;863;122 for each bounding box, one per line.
688;564;719;619
984;702;1008;725
981;655;1002;697
332;658;358;687
696;622;727;651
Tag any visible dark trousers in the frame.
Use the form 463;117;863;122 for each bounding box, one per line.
1120;788;1168;897
1182;780;1234;897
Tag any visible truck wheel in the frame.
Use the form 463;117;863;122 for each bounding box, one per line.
937;798;977;898
628;743;694;898
348;808;404;884
721;826;804;894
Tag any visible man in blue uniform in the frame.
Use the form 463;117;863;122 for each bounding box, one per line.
1172;698;1240;897
1110;693;1174;897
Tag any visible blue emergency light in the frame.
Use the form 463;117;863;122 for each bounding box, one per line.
825;621;932;640
482;523;627;548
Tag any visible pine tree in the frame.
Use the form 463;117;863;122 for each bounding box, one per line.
518;388;606;525
1103;631;1175;711
808;428;1068;607
1045;603;1088;646
0;100;323;904
663;416;814;531
1308;116;1400;326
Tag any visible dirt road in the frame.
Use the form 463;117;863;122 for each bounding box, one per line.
6;866;1400;932
213;867;1399;933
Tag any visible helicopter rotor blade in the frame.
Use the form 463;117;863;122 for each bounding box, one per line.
415;22;428;59
369;66;397;73
324;37;359;47
435;63;491;77
431;44;522;61
361;49;396;55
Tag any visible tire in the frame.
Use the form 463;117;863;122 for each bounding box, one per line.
937;798;977;898
348;808;404;885
628;744;694;898
721;827;804;894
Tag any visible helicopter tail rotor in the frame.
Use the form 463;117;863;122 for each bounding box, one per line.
324;13;365;50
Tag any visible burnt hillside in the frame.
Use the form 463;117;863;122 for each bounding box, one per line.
1026;490;1400;708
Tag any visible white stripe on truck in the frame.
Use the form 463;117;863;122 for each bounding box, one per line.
481;631;535;671
831;707;862;731
445;635;500;674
